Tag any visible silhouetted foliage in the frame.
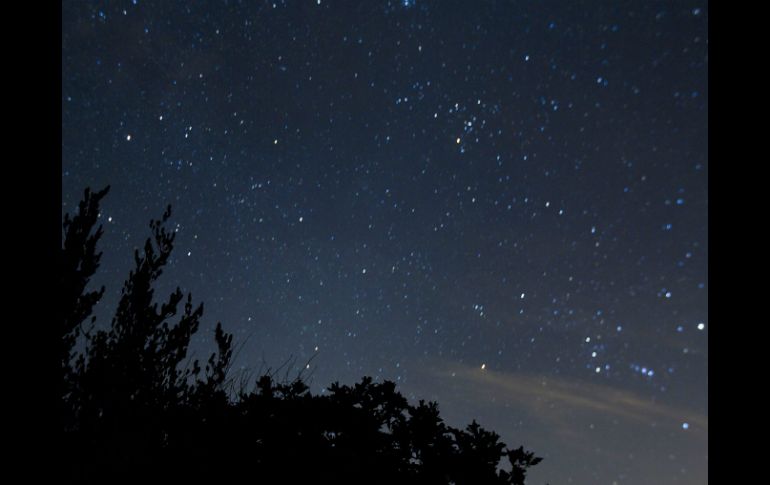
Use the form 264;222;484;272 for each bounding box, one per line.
61;186;109;425
61;188;543;484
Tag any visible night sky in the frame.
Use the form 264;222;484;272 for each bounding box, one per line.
62;1;708;484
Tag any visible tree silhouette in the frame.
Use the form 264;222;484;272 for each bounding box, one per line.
61;187;543;484
61;186;109;429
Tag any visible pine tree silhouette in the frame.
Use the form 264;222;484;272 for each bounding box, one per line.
61;186;109;427
61;187;543;484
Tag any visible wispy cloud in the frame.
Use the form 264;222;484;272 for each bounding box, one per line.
416;360;708;436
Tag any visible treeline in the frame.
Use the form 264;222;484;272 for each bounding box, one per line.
60;187;542;484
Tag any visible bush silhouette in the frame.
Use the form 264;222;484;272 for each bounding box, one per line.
61;187;543;484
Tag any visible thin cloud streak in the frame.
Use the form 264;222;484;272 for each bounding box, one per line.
419;360;707;433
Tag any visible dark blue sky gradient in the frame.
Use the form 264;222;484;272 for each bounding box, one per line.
62;2;708;484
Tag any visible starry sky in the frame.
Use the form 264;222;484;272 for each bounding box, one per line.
62;1;708;484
